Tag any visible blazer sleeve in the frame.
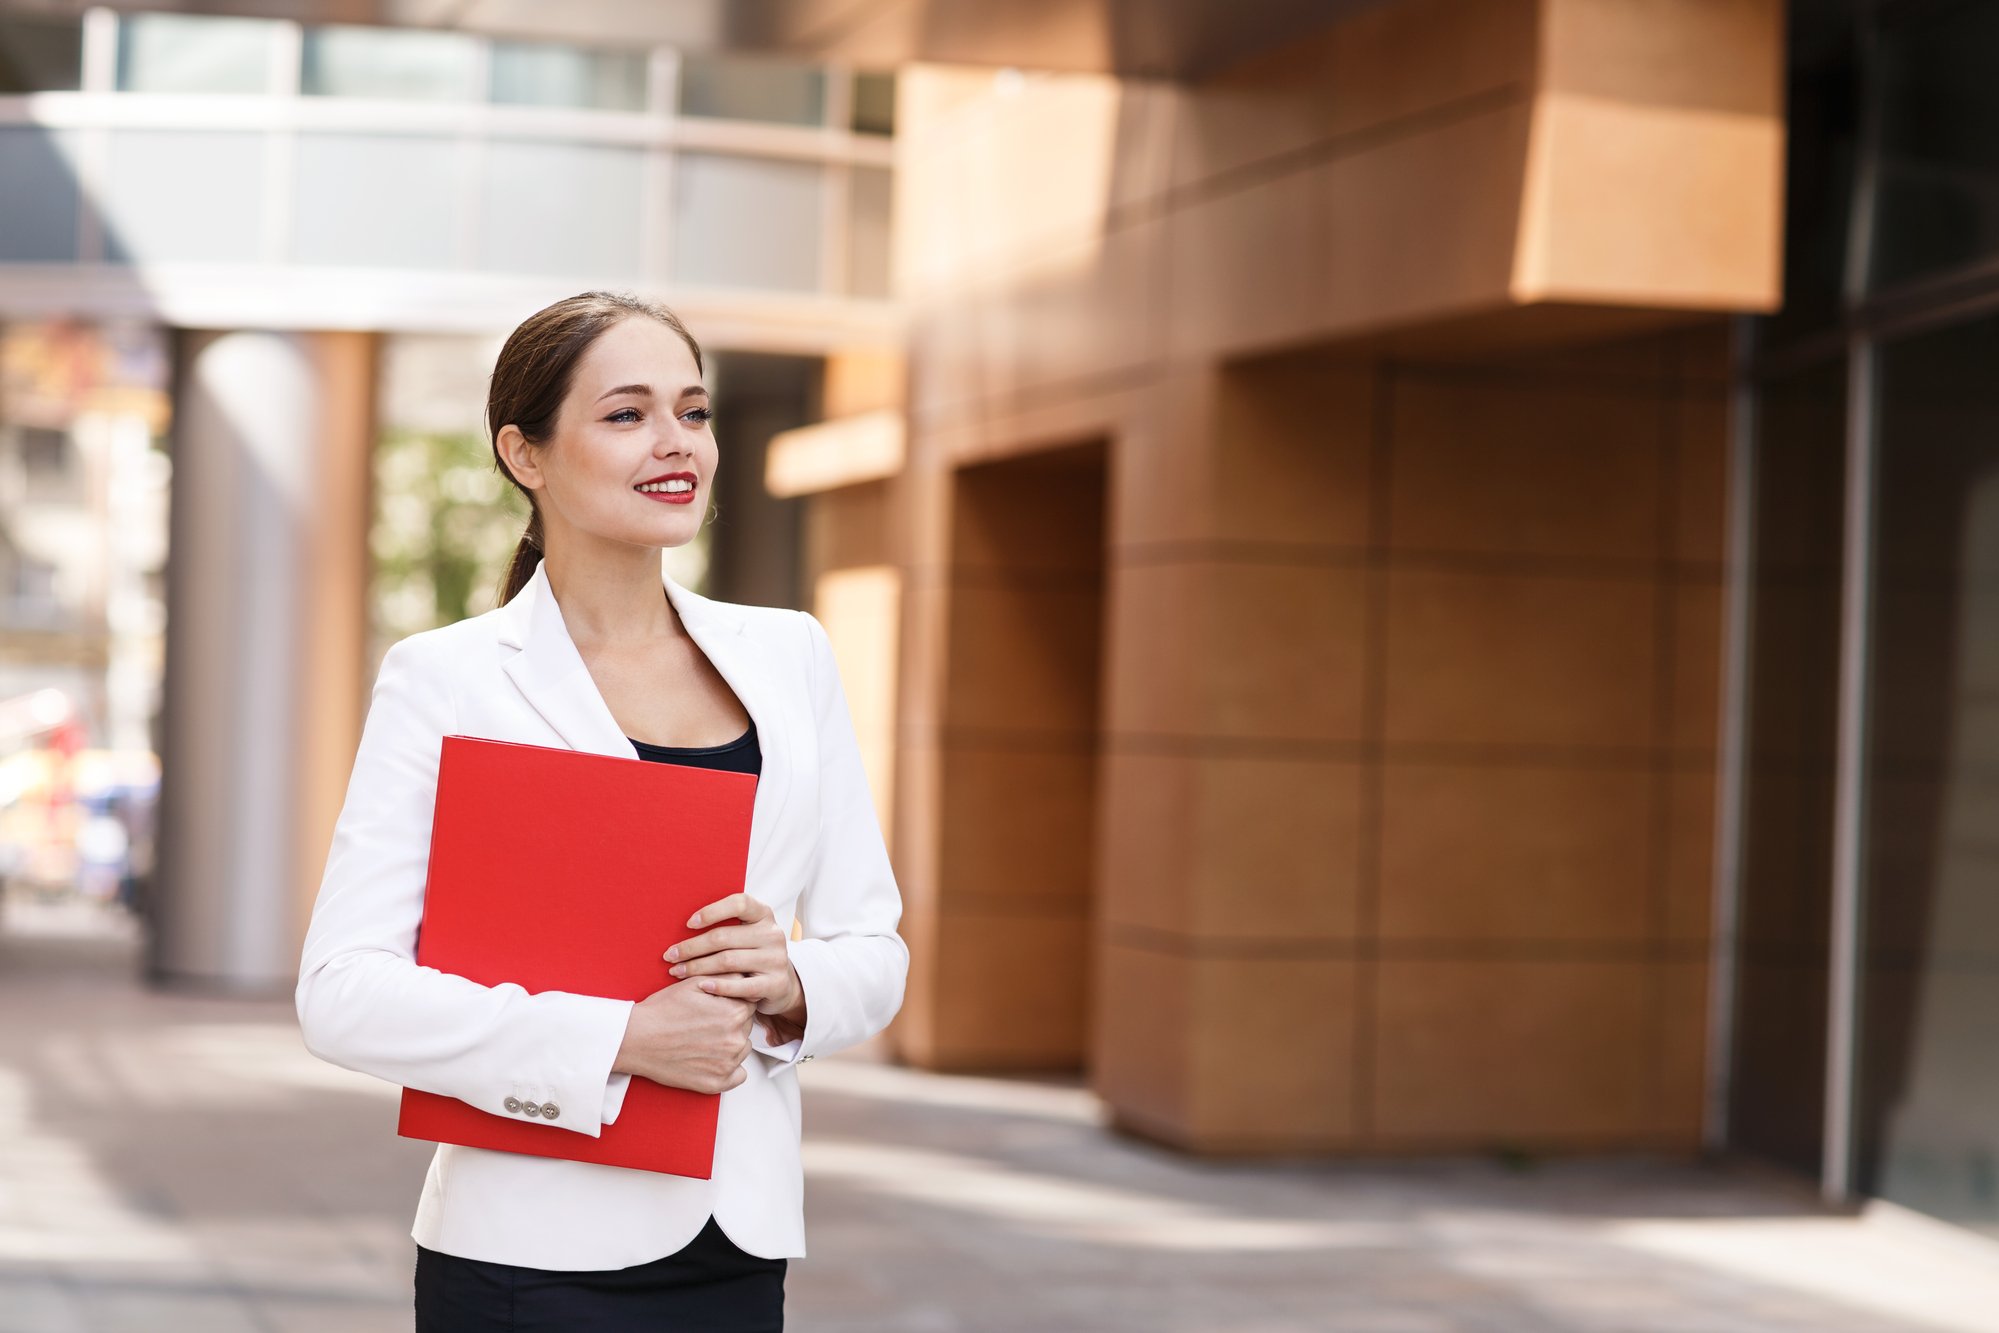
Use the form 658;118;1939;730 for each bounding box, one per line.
295;634;635;1136
752;610;910;1068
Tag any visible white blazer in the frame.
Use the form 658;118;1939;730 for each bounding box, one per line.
295;559;908;1269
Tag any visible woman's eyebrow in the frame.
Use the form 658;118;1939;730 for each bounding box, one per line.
595;383;705;404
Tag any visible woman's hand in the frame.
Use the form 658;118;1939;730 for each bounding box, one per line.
666;893;808;1044
612;979;754;1094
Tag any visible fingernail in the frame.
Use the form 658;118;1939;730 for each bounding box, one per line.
665;947;679;962
698;980;715;992
669;964;686;978
686;914;701;928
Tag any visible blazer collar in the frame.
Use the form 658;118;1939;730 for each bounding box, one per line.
494;559;788;877
497;558;738;677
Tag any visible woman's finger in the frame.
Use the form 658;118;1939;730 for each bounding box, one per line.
688;893;771;930
697;973;766;1000
676;948;765;978
666;923;772;963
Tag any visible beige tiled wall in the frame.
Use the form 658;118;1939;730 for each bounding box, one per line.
874;0;1766;1149
896;0;1781;427
1364;332;1727;1152
1088;326;1729;1153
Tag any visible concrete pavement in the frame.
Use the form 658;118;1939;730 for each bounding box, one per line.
0;910;1994;1332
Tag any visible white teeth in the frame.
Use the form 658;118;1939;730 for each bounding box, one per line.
638;480;694;493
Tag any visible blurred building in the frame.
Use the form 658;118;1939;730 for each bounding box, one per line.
0;319;167;921
0;6;895;990
0;319;168;754
3;0;1995;1247
797;0;1764;1187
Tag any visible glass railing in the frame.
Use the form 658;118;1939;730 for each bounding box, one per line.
0;10;895;300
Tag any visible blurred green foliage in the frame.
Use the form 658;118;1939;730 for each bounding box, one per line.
370;427;526;644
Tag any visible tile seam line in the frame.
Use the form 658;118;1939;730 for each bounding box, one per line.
1085;736;1702;765
1097;928;1715;960
1353;356;1397;1139
1107;542;1729;580
1641;341;1686;1133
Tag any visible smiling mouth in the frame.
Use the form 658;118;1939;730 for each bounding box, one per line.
636;477;698;505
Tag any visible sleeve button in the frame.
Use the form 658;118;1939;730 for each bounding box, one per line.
542;1103;560;1120
504;1096;522;1113
521;1101;543;1118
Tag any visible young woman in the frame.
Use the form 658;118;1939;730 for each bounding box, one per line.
296;291;908;1330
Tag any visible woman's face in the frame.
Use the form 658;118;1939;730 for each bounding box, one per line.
511;315;716;552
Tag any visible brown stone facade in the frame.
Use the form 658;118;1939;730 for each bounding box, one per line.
792;0;1781;1153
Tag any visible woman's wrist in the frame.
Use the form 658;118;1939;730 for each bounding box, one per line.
611;1005;642;1076
763;963;808;1038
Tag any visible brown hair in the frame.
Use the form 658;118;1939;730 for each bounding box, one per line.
487;290;706;605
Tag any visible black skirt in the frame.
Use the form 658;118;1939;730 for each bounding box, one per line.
414;1215;786;1331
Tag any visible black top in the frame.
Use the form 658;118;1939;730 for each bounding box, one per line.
627;719;762;776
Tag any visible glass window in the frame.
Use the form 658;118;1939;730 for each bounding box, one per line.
1859;311;1999;1240
302;25;482;102
0;128;80;262
851;71;895;136
1871;0;1999;294
291;135;460;270
0;13;83;93
490;42;647;112
100;131;264;265
847;165;892;298
1729;356;1847;1178
672;152;823;291
478;140;645;279
678;55;824;126
116;14;280;95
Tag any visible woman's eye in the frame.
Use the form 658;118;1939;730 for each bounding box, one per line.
681;407;714;426
607;407;641;423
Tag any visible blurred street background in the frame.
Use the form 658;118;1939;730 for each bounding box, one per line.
2;0;1999;1328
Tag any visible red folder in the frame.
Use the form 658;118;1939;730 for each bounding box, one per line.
396;733;757;1178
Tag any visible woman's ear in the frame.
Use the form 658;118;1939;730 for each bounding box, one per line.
495;424;543;492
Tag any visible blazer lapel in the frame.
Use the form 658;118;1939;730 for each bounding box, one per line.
498;561;631;760
495;560;792;881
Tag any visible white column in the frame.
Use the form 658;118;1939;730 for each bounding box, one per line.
151;329;374;992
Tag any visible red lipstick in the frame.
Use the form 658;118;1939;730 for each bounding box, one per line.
635;471;697;505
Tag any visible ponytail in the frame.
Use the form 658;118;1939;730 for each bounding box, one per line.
499;505;545;605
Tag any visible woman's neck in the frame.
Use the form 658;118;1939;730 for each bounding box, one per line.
540;540;683;649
